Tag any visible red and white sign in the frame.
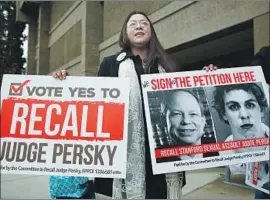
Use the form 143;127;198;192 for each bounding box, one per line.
246;161;270;194
0;74;129;178
141;66;269;175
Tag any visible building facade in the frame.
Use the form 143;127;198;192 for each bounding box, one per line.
16;1;270;76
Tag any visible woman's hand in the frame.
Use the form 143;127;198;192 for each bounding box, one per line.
202;64;218;71
52;69;68;80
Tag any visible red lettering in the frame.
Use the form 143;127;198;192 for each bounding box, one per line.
193;76;202;86
233;71;256;83
174;76;192;88
150;78;173;90
1;98;125;141
155;138;269;158
253;162;259;185
248;71;256;81
151;79;158;90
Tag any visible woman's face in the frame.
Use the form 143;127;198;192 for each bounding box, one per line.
126;14;151;48
222;89;264;140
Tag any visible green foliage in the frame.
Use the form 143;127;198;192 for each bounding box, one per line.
0;1;26;78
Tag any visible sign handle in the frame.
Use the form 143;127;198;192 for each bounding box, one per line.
166;172;183;199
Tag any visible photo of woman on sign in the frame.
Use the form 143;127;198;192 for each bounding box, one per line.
212;82;269;153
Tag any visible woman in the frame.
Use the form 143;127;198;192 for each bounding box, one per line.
53;11;217;199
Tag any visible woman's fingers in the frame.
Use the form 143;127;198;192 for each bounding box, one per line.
202;66;209;71
61;70;67;79
57;71;63;80
202;64;219;71
52;71;57;78
52;70;68;80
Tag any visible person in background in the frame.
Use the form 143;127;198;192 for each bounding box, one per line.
250;46;270;86
53;11;217;199
250;46;270;199
49;176;94;199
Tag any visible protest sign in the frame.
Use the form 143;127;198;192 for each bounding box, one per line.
246;161;270;194
141;66;269;175
0;74;129;178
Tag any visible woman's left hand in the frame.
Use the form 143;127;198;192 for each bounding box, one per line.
202;64;219;71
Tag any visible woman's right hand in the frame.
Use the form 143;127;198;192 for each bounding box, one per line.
52;69;68;80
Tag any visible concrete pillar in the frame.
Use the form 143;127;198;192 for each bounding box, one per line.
81;1;103;76
36;2;50;75
16;1;38;75
253;12;270;54
26;23;38;75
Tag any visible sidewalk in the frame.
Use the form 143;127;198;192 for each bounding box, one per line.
1;167;255;199
184;173;254;199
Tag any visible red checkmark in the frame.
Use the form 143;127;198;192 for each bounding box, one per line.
11;80;31;93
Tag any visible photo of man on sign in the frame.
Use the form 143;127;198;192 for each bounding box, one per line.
148;88;219;163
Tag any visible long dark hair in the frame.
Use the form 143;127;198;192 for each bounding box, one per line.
212;83;268;124
119;11;179;73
